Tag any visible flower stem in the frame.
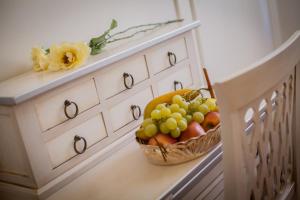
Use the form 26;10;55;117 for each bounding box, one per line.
107;18;184;44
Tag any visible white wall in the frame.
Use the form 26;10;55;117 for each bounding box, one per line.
0;0;177;81
268;0;300;47
0;0;299;83
191;0;274;83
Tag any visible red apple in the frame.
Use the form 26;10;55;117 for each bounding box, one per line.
148;133;177;146
179;121;206;142
201;111;220;131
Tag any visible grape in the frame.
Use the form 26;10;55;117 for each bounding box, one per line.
171;112;182;121
178;119;187;131
204;98;217;111
178;108;186;116
144;124;157;137
151;109;162;120
170;127;181;138
188;101;200;112
136;128;148;140
159;122;169;134
179;101;189;111
197;104;209;115
196;97;205;104
169;104;180;113
155;103;166;110
142;118;153;128
166;118;177;130
185;115;192;124
193;112;204;123
161;107;171;118
172;95;183;105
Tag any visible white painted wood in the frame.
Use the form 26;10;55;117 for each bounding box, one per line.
157;64;193;95
46;113;107;167
215;191;224;200
185;30;205;89
109;87;153;131
0;106;35;188
195;174;224;200
0;21;201;105
46;139;222;200
0;181;38;200
95;54;148;99
35;78;99;131
182;160;223;200
146;36;188;75
13;101;54;187
293;63;300;200
214;30;300;200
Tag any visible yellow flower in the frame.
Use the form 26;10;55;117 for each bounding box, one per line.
48;42;90;71
31;48;49;71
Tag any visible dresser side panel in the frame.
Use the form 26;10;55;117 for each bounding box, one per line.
0;106;36;188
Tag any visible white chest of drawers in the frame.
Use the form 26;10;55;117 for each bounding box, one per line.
0;21;204;199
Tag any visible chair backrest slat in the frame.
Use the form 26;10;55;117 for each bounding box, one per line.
214;30;300;200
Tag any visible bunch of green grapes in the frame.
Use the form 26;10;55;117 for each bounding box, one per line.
187;97;217;123
142;95;190;139
141;94;218;139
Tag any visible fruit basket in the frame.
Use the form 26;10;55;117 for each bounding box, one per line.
135;87;221;165
136;124;221;165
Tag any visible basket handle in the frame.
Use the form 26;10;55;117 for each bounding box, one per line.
203;68;215;98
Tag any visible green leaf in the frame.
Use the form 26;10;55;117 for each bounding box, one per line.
89;33;107;46
88;19;118;55
90;39;107;55
110;19;118;30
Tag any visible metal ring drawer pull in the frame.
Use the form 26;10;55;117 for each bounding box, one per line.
131;105;141;120
168;51;177;66
123;73;135;89
64;100;79;119
174;80;183;91
73;135;87;154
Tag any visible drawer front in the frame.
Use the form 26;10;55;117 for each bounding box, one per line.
157;65;193;95
96;55;149;99
109;87;153;131
181;160;223;200
46;114;107;167
146;37;188;74
35;79;100;131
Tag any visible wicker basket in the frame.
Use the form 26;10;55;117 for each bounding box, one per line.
136;124;221;165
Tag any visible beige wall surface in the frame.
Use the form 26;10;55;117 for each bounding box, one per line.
0;0;177;81
268;0;300;47
192;0;274;83
0;0;299;83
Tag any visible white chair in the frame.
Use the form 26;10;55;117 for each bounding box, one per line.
214;30;300;200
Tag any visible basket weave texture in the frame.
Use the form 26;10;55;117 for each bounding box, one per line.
137;124;221;165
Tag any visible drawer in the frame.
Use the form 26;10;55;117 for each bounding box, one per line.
95;55;149;99
35;79;100;131
46;113;107;167
157;65;193;95
109;87;153;131
181;160;223;200
146;36;188;74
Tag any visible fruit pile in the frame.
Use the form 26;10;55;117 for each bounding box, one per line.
136;89;221;146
